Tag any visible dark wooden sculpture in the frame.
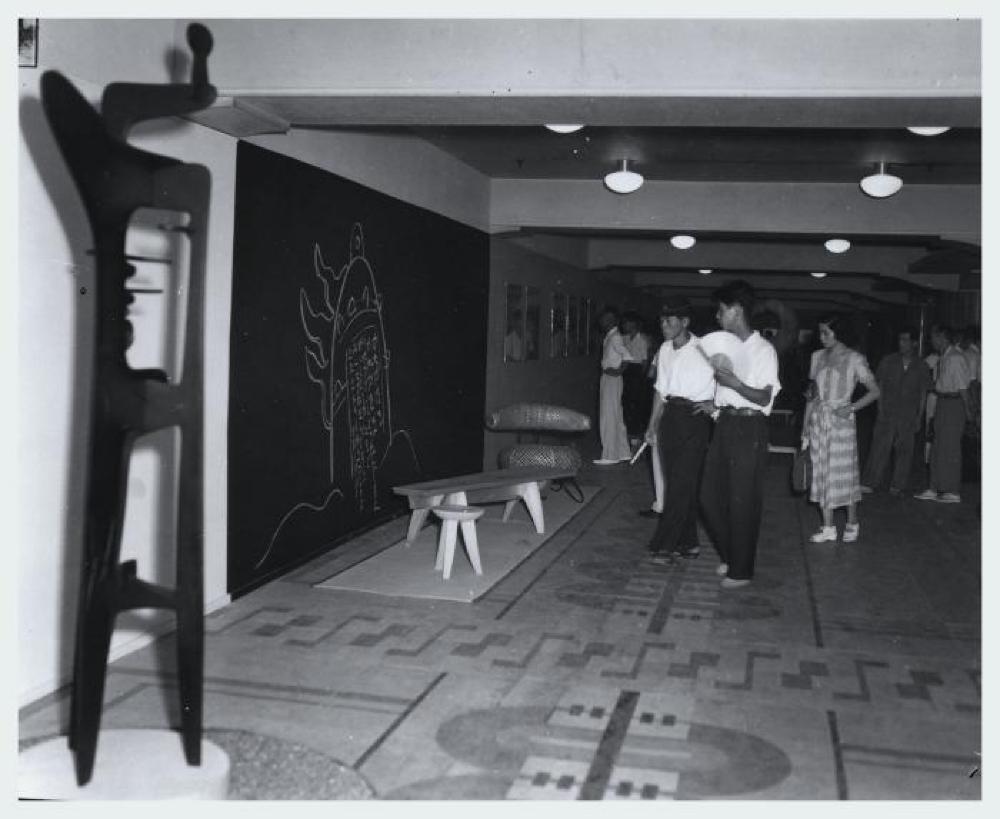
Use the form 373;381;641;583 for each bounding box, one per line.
40;23;217;786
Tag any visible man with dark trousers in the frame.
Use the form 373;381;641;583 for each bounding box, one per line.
860;326;932;495
644;296;716;563
697;280;781;589
915;325;972;503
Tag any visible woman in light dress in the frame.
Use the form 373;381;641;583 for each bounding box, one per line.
801;316;880;543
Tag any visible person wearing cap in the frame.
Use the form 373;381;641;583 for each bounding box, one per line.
643;296;717;562
593;306;638;465
697;280;781;589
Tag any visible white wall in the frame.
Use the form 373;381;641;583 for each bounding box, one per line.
17;20;492;706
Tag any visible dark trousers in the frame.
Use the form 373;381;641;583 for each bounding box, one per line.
862;416;917;492
699;413;770;580
930;397;965;494
648;403;712;554
621;363;650;437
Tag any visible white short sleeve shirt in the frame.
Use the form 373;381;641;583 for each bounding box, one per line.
713;331;782;415
653;335;717;402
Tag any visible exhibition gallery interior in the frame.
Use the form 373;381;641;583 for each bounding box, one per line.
16;17;983;801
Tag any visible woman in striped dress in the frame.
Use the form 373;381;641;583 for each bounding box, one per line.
801;316;880;543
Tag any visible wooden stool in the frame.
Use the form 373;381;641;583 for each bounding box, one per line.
431;505;485;580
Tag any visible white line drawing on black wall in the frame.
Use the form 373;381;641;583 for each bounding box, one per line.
254;223;420;571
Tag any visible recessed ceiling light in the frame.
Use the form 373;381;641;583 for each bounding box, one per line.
604;160;643;194
906;126;950;136
545;124;584;134
811;272;828;278
859;162;903;198
698;268;712;275
825;238;851;254
670;235;696;250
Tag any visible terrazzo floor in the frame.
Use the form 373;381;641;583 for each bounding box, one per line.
19;450;983;801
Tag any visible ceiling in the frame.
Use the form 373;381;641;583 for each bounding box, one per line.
407;125;981;185
271;119;982;312
184;19;981;314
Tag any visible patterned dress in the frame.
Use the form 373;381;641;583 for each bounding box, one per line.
806;348;874;508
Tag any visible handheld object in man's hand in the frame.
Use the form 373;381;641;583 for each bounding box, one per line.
629;441;649;465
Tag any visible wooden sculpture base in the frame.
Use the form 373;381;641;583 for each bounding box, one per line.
18;729;230;800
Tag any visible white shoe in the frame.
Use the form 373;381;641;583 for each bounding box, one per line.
914;489;938;501
809;526;837;543
938;493;962;504
860;485;874;494
593;458;619;465
720;577;751;589
716;563;729;576
842;523;860;543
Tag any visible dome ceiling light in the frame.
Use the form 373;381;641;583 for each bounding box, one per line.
811;271;828;279
824;238;851;254
906;126;951;136
670;234;696;250
859;162;903;199
698;268;712;275
604;159;643;194
545;124;584;134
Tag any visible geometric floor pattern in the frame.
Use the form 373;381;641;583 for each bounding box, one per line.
19;452;982;800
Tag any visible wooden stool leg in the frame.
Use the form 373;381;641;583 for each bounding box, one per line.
440;520;458;579
518;481;545;533
460;520;483;575
501;500;517;522
434;522;447;571
407;494;444;544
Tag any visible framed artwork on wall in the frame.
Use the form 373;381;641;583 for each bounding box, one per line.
567;296;579;357
550;292;568;358
504;282;526;362
524;286;540;360
579;297;591;355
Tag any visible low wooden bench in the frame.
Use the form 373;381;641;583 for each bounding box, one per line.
393;466;578;545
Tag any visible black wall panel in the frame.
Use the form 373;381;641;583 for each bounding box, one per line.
228;142;489;594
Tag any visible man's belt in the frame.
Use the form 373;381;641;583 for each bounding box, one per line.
719;406;764;416
935;391;963;399
665;395;697;406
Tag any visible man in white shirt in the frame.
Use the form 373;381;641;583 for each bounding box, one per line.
594;306;637;465
621;311;652;450
915;325;972;503
697;280;781;589
961;324;981;435
643;296;716;562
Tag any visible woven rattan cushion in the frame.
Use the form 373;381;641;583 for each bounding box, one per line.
499;444;582;471
486;403;591;432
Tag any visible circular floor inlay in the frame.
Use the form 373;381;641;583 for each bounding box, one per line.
204;728;374;800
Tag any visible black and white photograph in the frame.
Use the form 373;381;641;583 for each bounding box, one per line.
10;2;991;806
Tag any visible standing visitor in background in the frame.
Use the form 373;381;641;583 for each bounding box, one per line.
915;325;972;503
922;332;941;471
801;315;880;543
698;280;781;589
860;327;931;496
643;297;716;562
621;311;652;452
961;325;981;434
593;306;637;465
